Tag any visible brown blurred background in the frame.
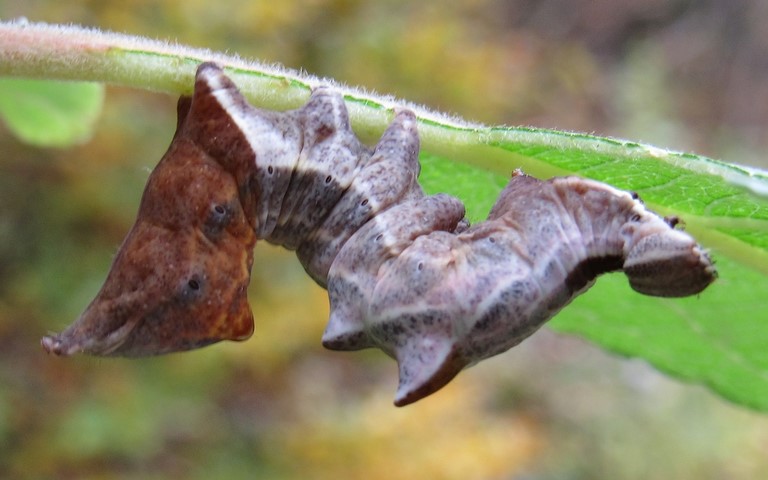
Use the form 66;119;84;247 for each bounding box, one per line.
1;0;767;478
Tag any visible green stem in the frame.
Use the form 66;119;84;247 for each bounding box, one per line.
1;20;767;219
1;21;767;192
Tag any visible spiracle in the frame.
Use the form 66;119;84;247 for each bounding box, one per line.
41;63;717;406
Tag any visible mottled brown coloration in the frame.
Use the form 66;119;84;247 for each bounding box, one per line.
42;63;717;407
41;73;257;356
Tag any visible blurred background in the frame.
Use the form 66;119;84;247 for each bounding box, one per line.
1;0;768;478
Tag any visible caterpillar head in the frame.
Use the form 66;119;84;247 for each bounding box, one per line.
623;220;716;297
41;78;258;357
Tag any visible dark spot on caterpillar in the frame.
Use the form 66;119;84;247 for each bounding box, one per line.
379;320;406;336
315;124;335;142
631;213;642;222
179;276;204;304
325;175;333;184
564;256;624;294
204;202;234;241
267;166;274;175
664;215;681;228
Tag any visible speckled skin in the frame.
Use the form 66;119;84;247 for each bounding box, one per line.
42;63;716;406
328;173;716;405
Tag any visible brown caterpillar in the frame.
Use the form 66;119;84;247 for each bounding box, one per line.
41;63;716;406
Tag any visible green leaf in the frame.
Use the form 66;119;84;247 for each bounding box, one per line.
1;21;766;410
417;129;768;411
0;78;104;147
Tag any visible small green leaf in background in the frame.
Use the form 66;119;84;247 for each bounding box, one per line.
0;78;104;147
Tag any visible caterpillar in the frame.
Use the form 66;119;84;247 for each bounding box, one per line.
41;63;716;406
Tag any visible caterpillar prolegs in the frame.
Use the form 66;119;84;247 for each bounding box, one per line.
41;63;716;406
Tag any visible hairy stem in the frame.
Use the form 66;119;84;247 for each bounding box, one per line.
1;20;766;195
0;20;480;148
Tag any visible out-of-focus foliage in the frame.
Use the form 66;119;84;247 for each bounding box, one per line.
1;0;768;479
0;79;104;147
